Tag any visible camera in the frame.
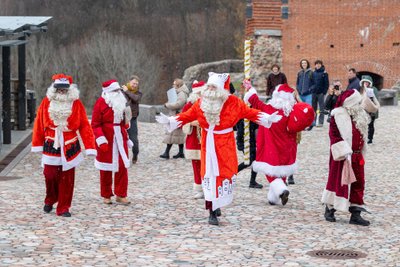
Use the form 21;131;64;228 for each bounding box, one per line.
333;85;340;90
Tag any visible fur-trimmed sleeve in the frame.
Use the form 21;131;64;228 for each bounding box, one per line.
75;100;96;155
91;98;107;147
176;100;199;125
31;99;47;152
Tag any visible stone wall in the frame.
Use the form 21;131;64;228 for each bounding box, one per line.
251;36;282;93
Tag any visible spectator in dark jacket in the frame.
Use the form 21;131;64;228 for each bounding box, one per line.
122;75;142;164
312;60;329;127
266;64;287;99
346;68;361;91
296;59;315;130
236;119;262;189
324;80;344;123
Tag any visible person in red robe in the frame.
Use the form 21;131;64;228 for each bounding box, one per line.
321;89;371;226
91;80;133;205
156;72;283;225
244;82;315;206
182;80;205;199
32;74;96;217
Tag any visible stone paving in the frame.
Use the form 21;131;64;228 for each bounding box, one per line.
0;106;399;266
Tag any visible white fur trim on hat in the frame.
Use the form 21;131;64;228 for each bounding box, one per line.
207;72;228;90
102;81;121;93
343;89;362;108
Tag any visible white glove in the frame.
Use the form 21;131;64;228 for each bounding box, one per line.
366;88;375;98
346;153;352;161
257;111;282;128
269;111;283;123
155;112;170;124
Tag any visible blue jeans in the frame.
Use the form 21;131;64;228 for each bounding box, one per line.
300;94;315;126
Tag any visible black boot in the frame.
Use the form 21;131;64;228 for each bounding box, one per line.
349;206;370;226
287;175;295;185
160;144;172;159
324;205;336;222
60;211;71;217
249;171;263;188
215;208;222;217
279;190;290;206
43;204;53;213
208;210;219;225
173;144;185;159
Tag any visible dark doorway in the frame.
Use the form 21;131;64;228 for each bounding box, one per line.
357;72;384;90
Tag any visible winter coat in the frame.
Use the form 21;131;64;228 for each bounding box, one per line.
266;72;287;96
163;84;190;144
324;94;338;111
31;88;96;171
123;89;142;118
312;66;329;94
347;77;361;91
91;97;131;171
296;69;314;96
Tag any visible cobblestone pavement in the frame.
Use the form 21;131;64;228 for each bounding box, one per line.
0;106;399;266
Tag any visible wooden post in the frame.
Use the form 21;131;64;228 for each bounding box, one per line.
18;36;27;130
2;46;11;144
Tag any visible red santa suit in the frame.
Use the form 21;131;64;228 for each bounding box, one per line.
182;81;205;198
244;84;314;205
32;74;96;216
157;73;283;212
321;89;368;212
91;80;132;200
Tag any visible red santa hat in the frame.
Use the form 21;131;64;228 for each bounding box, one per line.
287;102;315;132
335;89;362;109
273;84;294;98
52;73;73;89
191;80;206;94
102;79;121;93
207;72;229;90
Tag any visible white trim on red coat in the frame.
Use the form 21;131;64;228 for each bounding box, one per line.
41;152;83;171
31;146;43;152
94;159;116;171
96;136;108;146
85;149;97;156
184;148;201;160
321;188;350;212
252;160;298;177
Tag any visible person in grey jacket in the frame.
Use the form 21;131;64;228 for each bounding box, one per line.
122;75;142;164
160;78;189;159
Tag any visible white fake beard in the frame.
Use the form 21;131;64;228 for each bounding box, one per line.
346;105;370;140
102;90;127;123
269;96;296;117
187;92;201;104
47;85;79;127
200;87;229;125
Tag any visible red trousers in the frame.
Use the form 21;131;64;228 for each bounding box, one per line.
43;164;75;215
266;175;287;183
192;160;201;185
100;156;128;198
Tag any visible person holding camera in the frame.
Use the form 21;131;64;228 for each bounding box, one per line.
324;81;343;123
359;75;380;144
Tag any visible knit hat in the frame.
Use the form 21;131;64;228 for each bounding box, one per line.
335;89;362;108
207;72;229;90
52;73;73;89
102;79;121;93
191;80;205;94
359;75;373;87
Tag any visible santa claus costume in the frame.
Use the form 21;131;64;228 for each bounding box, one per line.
91;80;133;205
321;89;371;226
156;72;282;225
32;74;96;217
182;80;205;199
244;83;314;206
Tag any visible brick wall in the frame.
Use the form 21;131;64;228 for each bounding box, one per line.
246;0;283;37
282;0;400;89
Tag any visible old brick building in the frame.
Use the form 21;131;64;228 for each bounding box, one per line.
246;0;400;91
